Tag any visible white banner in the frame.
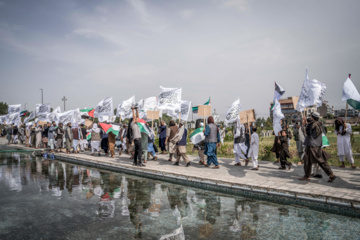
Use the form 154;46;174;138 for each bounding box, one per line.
143;97;157;111
49;106;61;124
225;99;242;125
5;113;20;125
36;103;51;116
94;97;113;118
23;111;35;124
296;68;326;112
273;99;284;136
169;100;192;121
157;86;182;111
8;104;21;114
58;110;74;125
71;108;82;124
117;96;135;119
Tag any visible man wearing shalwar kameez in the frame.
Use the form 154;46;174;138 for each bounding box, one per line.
335;117;356;169
204;116;221;169
174;122;190;167
88;123;101;156
233;118;249;166
65;123;73;153
299;112;336;182
165;120;178;162
248;126;259;170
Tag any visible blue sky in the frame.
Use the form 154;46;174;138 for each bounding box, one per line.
0;0;359;118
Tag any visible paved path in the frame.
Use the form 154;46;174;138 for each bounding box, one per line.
2;138;360;205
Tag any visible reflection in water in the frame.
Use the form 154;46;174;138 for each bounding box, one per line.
0;152;360;240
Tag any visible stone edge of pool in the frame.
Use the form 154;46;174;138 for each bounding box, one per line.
4;145;360;218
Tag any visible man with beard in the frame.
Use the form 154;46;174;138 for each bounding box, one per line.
299;112;336;182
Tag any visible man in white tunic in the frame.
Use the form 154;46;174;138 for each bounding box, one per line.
233;118;249;166
335;117;356;169
248;126;259;170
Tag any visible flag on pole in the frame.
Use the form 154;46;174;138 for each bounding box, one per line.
189;127;205;144
169;100;192;121
342;75;360;110
86;132;91;140
192;97;210;113
94;97;113;119
117;96;135;119
20;110;28;117
273;99;284;136
225;99;241;125
296;68;326;112
8;104;21;114
24;111;35;124
322;133;330;148
137;119;151;137
157;86;182;111
36;103;51;116
270;82;285;110
99;123;121;136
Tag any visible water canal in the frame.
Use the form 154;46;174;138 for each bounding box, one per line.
0;151;359;239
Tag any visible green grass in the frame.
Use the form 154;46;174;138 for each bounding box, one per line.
182;134;360;167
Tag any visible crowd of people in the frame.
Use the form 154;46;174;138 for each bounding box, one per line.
1;107;357;183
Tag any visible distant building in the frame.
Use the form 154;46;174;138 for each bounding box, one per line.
334;108;359;117
317;100;334;117
270;96;303;123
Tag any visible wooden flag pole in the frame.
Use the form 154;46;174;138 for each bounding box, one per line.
179;111;181;125
203;108;206;127
345;103;349;123
152;119;154;130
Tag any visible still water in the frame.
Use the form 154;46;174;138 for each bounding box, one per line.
0;152;359;240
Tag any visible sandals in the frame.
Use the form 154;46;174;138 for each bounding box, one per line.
245;159;250;167
212;165;220;169
204;164;210;167
234;163;241;166
299;177;310;181
339;164;345;168
328;176;337;182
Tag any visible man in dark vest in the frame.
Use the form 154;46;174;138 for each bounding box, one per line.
174;122;190;167
299;112;336;182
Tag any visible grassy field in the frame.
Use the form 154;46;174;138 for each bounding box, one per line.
176;133;360;167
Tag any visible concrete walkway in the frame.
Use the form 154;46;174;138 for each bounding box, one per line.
2;138;360;209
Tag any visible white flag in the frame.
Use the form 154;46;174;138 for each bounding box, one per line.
5;113;20;125
342;77;360;110
94;97;113;118
157;86;182;111
37;113;51;123
271;82;285;110
169;100;192;121
24;111;35;124
296;68;326;112
143;97;157;111
36;103;51;116
273;99;284;136
48;106;61;124
71;108;82;124
225;99;242;125
8;104;21;114
117;96;135;119
58;110;74;125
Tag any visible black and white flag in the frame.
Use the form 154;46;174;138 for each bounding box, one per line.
225;99;241;125
117;96;135;119
157;86;182;112
36;103;51;116
94;97;113;118
8;104;21;114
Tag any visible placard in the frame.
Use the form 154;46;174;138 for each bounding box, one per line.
147;110;160;120
198;105;211;117
85;119;93;128
37;121;48;127
239;109;256;123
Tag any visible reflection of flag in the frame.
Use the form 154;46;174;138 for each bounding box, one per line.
190;127;205;144
99;123;121;136
270;82;285;110
342;76;360;110
159;225;185;240
192;97;210;113
296;68;326;112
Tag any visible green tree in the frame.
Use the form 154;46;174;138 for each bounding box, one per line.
0;102;8;115
265;117;272;128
